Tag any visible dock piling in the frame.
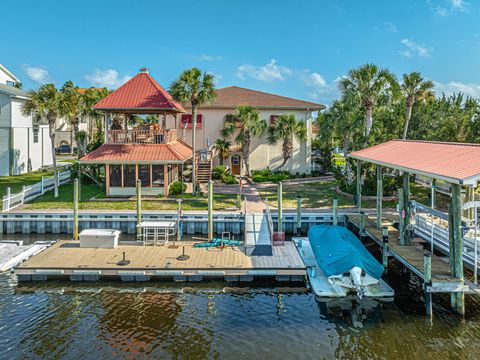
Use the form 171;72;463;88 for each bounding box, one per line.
424;252;432;317
296;193;302;234
356;160;362;209
332;198;338;226
382;226;389;269
278;181;283;233
208;180;213;240
398;187;406;245
376;165;382;229
359;211;366;237
136;179;142;238
73;178;79;240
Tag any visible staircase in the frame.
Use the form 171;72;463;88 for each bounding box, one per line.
195;150;212;184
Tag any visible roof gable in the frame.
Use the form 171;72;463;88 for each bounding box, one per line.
94;69;186;113
349;140;480;185
187;86;324;111
0;64;20;84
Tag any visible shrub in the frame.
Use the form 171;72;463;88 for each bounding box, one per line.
251;168;292;183
212;165;230;182
223;174;238;184
168;181;187;196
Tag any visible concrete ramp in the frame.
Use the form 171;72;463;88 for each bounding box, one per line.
244;213;272;256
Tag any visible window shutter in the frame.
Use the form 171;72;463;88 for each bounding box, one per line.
180;114;202;129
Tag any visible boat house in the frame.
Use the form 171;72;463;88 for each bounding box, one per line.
79;68;192;196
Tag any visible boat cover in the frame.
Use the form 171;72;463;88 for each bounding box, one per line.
308;225;384;279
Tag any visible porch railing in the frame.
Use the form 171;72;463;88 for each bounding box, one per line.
107;129;177;144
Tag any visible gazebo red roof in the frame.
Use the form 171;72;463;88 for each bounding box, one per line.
94;68;186;114
79;141;192;164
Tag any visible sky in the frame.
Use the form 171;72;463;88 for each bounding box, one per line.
2;0;480;106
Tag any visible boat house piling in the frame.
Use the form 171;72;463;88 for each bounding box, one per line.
349;139;480;316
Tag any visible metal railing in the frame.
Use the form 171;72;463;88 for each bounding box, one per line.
107;129;177;144
2;169;71;212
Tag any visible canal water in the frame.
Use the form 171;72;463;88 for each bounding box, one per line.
1;238;480;358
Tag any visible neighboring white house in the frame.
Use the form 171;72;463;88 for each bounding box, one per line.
168;86;324;175
0;65;52;176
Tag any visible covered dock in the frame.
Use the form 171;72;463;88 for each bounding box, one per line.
349;139;480;315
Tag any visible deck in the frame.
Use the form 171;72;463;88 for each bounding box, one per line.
15;240;305;282
348;214;479;293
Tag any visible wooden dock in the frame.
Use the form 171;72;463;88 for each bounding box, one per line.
15;240;306;282
348;214;479;294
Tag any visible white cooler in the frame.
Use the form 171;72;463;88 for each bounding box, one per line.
79;229;121;248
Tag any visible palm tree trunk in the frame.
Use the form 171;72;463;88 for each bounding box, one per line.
281;138;292;168
49;120;58;198
242;133;251;176
191;105;197;194
403;105;413;140
365;107;373;139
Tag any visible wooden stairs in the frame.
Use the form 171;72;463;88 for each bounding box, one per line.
195;151;212;184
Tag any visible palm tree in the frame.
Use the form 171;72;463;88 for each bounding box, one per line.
339;63;399;144
21;84;61;197
212;138;231;165
59;81;81;155
401;72;435;139
267;114;307;168
222;105;267;176
170;68;216;193
80;87;110;142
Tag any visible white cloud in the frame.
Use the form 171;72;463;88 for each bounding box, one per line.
384;21;397;33
195;54;223;61
237;59;293;82
303;72;341;103
432;0;468;16
24;65;50;84
434;80;480;98
84;69;131;88
400;39;433;57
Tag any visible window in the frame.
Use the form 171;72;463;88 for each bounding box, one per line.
124;165;136;187
33;126;39;143
180;114;202;129
270;115;280;126
138;165;151;187
109;165;122;187
6;81;15;87
152;165;164;187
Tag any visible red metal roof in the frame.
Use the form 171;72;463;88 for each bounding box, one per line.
79;141;192;164
94;69;186;113
349;140;480;185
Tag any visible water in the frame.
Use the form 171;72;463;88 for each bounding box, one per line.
2;235;480;359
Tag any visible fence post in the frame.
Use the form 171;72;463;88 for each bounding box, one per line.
41;176;45;195
208;180;213;240
277;181;283;233
6;187;11;211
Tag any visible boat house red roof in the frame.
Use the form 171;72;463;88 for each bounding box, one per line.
94;68;186;114
79;141;192;164
349;140;480;185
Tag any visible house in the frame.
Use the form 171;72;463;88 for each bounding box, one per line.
79;68;192;197
168;86;324;175
0;65;52;176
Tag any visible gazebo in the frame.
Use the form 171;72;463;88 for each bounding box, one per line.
349;139;480;315
79;68;192;196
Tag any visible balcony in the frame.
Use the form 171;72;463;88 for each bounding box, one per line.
107;129;177;144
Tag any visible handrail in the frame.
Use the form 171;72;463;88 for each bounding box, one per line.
107;129;177;144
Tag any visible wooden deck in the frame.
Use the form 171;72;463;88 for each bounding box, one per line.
15;240;305;281
348;214;454;282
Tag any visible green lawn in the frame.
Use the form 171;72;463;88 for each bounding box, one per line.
257;180;447;210
22;183;240;211
0;170;55;196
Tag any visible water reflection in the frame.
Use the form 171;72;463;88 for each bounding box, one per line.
2;275;480;359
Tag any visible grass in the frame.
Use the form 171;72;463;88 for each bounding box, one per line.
256;180;449;210
22;183;239;211
0;169;55;195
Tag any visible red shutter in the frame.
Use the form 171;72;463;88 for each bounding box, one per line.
270;115;279;126
180;114;202;129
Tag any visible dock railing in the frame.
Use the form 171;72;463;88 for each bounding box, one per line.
2;169;71;212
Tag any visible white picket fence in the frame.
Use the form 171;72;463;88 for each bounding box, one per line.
2;170;72;212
